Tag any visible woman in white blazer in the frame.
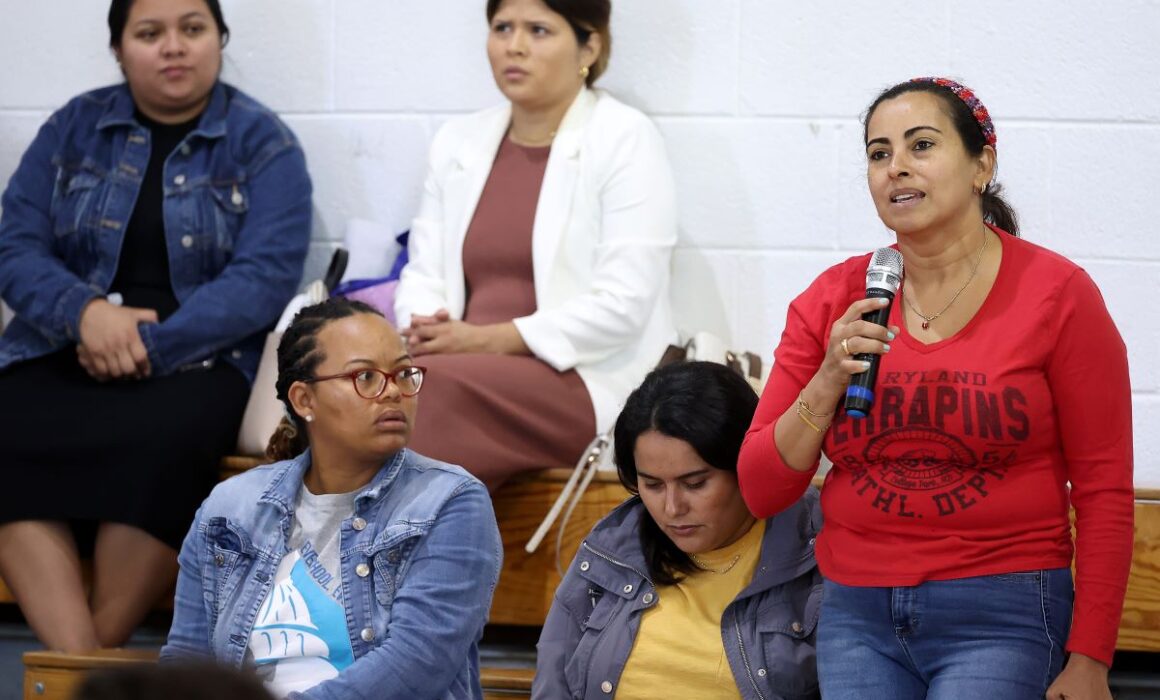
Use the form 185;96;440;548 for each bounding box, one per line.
396;0;677;488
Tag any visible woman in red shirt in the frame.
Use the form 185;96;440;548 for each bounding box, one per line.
737;77;1132;700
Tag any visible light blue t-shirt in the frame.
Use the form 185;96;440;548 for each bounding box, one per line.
249;485;357;696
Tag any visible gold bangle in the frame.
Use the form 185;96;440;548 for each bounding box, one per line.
795;405;824;434
796;392;833;419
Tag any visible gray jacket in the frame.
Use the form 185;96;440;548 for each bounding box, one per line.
533;488;822;700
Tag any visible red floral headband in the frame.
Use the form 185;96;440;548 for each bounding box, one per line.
910;77;997;149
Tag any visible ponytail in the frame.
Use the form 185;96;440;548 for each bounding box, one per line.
982;182;1019;237
265;416;308;462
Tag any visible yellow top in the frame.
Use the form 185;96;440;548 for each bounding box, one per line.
616;519;766;699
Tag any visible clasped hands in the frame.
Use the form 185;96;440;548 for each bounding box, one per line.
76;298;156;381
402;309;528;356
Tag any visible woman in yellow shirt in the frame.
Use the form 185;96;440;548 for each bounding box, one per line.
534;362;822;699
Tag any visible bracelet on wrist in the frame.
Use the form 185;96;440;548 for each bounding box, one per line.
795;391;833;434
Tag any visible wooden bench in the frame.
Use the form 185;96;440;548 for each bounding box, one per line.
489;467;627;625
23;649;156;700
1119;487;1160;652
22;649;533;699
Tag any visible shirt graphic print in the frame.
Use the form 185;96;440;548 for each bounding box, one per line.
250;486;357;696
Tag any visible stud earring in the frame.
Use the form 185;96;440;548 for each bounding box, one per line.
304;415;314;423
580;65;590;79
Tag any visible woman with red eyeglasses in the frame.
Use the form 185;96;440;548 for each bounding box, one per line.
162;298;501;700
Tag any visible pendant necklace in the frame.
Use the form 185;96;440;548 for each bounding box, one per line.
904;228;989;330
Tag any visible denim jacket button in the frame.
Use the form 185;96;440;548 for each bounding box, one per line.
181;235;194;249
360;627;374;642
173;174;186;186
622;584;633;595
579;561;590;572
214;553;225;566
356;563;371;577
791;621;803;634
642;593;654;605
757;668;767;677
352;517;367;531
601;681;613;694
180;144;191;156
231;349;243;360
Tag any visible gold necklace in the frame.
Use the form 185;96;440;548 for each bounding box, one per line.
690;553;742;575
903;228;989;330
507;127;556;147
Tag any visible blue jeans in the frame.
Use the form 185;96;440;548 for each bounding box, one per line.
817;569;1073;699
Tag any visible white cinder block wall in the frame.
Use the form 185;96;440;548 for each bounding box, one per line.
1;1;1157;483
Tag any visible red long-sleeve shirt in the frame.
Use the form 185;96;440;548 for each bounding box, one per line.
738;230;1134;666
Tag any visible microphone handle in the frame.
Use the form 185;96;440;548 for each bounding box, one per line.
844;288;894;418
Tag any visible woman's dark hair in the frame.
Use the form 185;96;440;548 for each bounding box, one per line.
486;0;612;86
863;80;1019;236
73;662;273;700
265;297;383;462
613;361;759;585
108;0;230;49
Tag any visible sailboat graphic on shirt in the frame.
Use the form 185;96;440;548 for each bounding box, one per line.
250;551;356;692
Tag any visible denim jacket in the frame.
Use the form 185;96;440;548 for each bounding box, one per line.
534;488;822;700
0;81;311;381
160;449;503;700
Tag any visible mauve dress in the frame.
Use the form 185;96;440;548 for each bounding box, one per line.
407;138;596;490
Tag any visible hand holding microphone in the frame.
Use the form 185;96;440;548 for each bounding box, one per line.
796;248;901;433
842;248;903;418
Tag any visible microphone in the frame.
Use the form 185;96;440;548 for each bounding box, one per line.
844;247;903;418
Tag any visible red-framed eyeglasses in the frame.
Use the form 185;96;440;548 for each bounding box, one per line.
304;366;427;399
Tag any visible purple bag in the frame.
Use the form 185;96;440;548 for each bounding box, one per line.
331;231;409;325
342;280;399;326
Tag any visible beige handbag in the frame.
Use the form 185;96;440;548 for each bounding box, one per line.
235;280;328;456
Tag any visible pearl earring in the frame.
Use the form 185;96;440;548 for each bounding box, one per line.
304;415;314;423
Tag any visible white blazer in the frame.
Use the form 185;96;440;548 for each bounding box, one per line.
396;88;678;433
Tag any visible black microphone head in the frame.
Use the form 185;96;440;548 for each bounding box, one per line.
866;247;903;294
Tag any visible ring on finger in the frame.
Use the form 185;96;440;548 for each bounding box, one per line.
841;337;852;355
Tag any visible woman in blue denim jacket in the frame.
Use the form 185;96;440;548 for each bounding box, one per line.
534;362;822;700
0;0;311;652
161;298;502;700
